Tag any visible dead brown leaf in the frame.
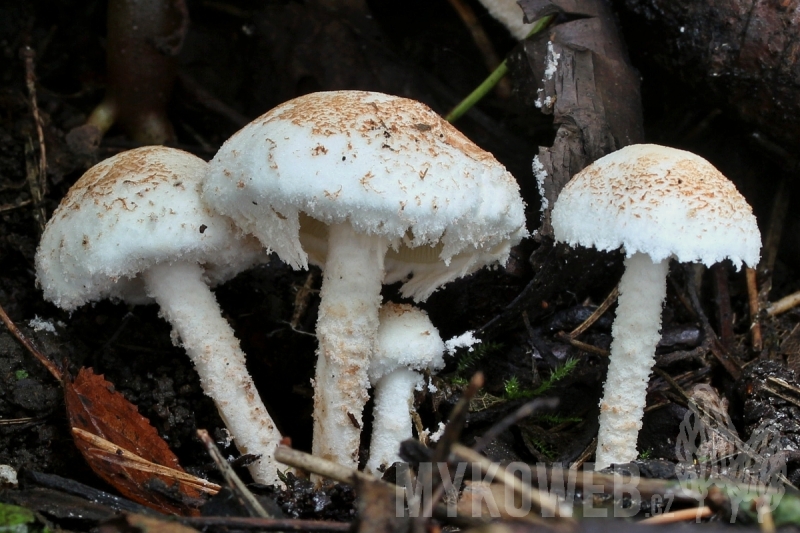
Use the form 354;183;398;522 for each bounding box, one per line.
65;367;210;515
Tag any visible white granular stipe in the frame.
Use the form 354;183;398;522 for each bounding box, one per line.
544;41;560;80
29;316;57;334
445;330;480;355
533;156;549;215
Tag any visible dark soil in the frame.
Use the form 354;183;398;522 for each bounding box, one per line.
1;0;800;527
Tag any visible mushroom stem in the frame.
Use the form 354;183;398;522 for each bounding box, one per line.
142;260;284;485
366;368;422;475
595;252;669;469
312;222;388;469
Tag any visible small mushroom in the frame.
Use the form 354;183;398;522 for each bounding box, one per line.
551;144;761;469
35;146;285;485
203;90;527;469
366;302;445;475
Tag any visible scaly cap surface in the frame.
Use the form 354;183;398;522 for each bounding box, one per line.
369;303;445;383
36;146;263;310
204;91;528;300
552;144;761;268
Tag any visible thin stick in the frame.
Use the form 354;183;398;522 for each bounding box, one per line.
471;398;558;454
72;427;221;495
766;290;800;316
182;517;352;531
555;332;609;356
639;506;713;524
446;15;554;122
21;46;48;233
568;285;619;338
570;437;596;470
274;446;404;499
196;429;271;518
0;302;61;381
420;372;484;519
747;267;763;351
451;443;569;522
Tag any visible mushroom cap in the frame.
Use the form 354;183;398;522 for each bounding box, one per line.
551;144;761;268
35;146;264;311
369;303;446;384
204;90;528;301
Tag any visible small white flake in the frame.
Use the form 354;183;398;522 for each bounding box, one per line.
29;316;57;334
427;377;438;393
533;156;549;216
428;422;446;443
444;330;480;355
0;465;17;487
544;41;560;80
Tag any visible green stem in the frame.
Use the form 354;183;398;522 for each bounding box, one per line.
445;14;555;123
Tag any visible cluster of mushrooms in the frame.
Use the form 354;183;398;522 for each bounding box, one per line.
34;90;761;486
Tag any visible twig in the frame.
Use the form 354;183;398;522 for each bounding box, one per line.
639;506;713;524
766;290;800;316
684;265;742;380
196;429;272;518
419;372;484;519
555;332;609;357
275;446;402;498
568;285;619;338
471;397;558;454
73;427;221;495
450;443;569;522
182;517;352;531
0;417;35;426
0;200;32;213
761;175;791;275
274;446;486;528
747;267;763;351
0;302;62;381
712;264;734;350
570;437;596;470
20;46;48;234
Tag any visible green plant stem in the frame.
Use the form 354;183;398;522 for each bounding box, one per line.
445;14;555;123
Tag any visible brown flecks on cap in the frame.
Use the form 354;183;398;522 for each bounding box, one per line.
312;144;328;156
269;91;500;164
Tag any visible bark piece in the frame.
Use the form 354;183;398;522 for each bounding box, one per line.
509;0;644;236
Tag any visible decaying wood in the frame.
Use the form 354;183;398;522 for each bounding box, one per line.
618;0;800;153
509;0;644;236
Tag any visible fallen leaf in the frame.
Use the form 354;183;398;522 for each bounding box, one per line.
64;368;210;515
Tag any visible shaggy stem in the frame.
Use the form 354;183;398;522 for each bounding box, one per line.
143;260;284;485
312;222;388;469
595;252;669;469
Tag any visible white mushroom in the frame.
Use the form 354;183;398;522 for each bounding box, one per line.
475;0;536;40
551;144;761;469
203;90;527;469
35;146;286;486
366;302;445;475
